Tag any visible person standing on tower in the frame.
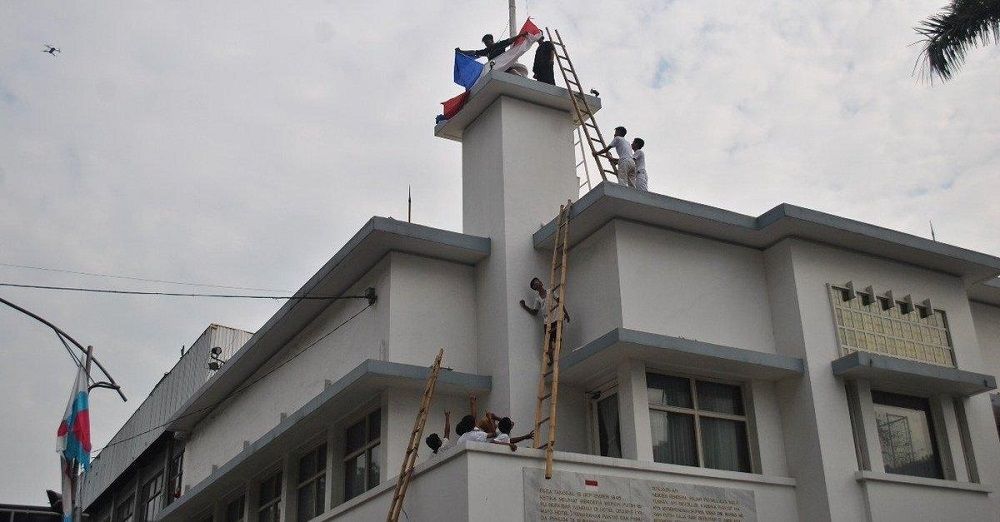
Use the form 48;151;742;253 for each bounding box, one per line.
532;35;556;85
632;138;648;191
596;126;636;187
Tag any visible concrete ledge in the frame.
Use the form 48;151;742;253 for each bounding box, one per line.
156;360;491;521
324;442;796;521
533;182;1000;285
434;70;601;142
832;352;996;396
969;277;1000;307
855;471;992;493
560;328;804;384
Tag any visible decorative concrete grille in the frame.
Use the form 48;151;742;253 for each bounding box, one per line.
827;284;955;367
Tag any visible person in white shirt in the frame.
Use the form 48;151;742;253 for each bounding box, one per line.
425;411;452;455
631;138;648;192
596;126;636;187
490;416;534;452
519;277;571;360
455;414;490;445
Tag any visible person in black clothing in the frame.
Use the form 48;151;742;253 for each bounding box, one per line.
456;32;524;62
532;35;556;85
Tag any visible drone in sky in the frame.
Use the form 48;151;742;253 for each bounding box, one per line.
42;44;61;56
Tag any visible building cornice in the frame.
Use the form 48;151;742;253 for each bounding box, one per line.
534;183;1000;286
166;218;490;432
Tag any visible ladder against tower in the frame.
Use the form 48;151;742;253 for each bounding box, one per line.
386;349;445;522
547;28;632;188
533;201;573;479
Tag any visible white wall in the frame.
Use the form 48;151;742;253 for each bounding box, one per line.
862;480;992;522
322;445;799;522
562;222;622;351
184;259;390;486
387;252;478;373
615;221;777;354
779;237;1000;521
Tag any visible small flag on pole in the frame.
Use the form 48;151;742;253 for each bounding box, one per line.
57;365;91;522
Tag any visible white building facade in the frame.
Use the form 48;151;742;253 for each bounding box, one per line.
85;72;1000;522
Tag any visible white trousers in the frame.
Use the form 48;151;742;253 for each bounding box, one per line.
617;158;636;187
635;169;648;191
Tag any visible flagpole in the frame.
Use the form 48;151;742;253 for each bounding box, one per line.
509;0;516;37
72;346;93;522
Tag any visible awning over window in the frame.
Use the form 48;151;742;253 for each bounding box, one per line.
832;351;996;396
559;328;804;386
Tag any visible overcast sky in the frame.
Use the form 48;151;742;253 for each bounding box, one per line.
2;0;998;505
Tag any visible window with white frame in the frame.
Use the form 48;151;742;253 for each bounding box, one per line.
225;494;246;522
139;471;164;522
647;373;752;473
257;471;282;522
296;443;327;522
591;391;622;458
166;445;184;503
343;409;381;501
872;390;943;479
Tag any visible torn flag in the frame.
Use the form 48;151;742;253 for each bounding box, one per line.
57;365;91;522
438;18;544;122
470;18;543;91
454;51;485;90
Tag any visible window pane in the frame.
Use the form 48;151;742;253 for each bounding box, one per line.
299;444;325;482
315;477;326;514
345;420;366;455
872;392;942;479
700;417;751;472
367;444;381;489
344;454;366;501
695;381;744;415
649;410;697;466
597;395;622;458
296;485;315;522
368;410;381;442
225;495;245;522
258;504;280;522
646;373;692;408
259;472;281;504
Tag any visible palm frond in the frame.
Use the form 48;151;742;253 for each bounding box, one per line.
915;0;1000;82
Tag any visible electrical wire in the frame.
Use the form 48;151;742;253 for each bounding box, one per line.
90;302;374;456
0;282;369;300
0;262;291;293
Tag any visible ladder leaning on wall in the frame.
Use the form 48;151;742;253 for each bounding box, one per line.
548;28;630;187
533;201;572;480
386;348;444;522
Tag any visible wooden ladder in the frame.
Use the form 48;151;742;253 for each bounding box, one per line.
547;28;624;186
386;348;444;522
533;202;572;479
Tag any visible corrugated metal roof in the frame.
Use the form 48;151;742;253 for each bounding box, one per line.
80;324;252;509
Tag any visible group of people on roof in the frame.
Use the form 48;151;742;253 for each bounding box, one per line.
599;126;648;191
426;395;534;455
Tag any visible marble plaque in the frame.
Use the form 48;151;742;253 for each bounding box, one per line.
523;468;756;522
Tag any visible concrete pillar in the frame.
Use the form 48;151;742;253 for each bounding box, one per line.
617;359;653;462
435;73;598;428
